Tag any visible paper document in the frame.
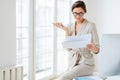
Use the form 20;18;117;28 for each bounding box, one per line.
62;34;91;48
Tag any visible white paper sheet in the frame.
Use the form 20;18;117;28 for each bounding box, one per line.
62;34;91;48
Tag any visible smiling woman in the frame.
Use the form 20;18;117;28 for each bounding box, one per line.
54;0;100;80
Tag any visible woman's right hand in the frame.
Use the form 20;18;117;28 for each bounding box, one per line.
53;22;68;31
53;22;70;36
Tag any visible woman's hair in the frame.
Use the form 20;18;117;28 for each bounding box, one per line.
72;0;87;13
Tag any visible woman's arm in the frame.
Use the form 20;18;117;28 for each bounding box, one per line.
86;23;100;54
53;22;72;52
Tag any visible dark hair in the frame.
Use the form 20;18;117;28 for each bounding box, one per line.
72;0;87;13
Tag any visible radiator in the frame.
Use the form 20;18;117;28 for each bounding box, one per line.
0;65;23;80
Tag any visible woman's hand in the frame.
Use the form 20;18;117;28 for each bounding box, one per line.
53;22;70;36
53;22;68;31
86;42;99;54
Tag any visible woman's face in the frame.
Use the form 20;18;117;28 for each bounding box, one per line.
72;7;85;22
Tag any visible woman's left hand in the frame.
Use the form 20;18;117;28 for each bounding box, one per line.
86;42;99;54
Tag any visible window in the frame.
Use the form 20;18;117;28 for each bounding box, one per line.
16;0;29;80
16;0;72;80
35;0;54;79
57;0;71;74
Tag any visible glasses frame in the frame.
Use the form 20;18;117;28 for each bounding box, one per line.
72;12;84;17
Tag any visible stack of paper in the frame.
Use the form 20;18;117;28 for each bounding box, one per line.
73;76;102;80
74;77;95;80
62;34;91;48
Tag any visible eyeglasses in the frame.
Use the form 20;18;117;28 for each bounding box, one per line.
72;12;84;17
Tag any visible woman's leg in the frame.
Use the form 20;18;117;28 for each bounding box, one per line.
57;64;94;80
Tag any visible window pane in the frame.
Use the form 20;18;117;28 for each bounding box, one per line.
35;0;54;79
16;0;29;80
57;0;70;74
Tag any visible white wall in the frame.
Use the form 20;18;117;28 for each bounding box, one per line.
84;0;120;72
99;0;120;34
84;0;102;36
98;34;120;78
86;0;120;34
0;0;16;66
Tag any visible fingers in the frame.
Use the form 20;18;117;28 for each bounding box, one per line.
86;44;92;49
53;22;69;32
53;22;65;30
53;22;63;28
86;43;96;52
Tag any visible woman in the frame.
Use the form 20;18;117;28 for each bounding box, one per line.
54;0;100;80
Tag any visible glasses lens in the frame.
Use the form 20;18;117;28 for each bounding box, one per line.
72;12;84;17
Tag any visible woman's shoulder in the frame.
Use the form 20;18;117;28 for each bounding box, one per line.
84;19;97;32
85;19;95;26
85;19;96;28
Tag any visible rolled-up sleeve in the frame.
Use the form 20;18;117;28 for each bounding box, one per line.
91;23;100;49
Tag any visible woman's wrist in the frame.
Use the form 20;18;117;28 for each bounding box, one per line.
63;26;68;31
93;47;99;54
65;28;70;36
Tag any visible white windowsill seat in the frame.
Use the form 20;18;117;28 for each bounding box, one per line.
106;75;120;80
